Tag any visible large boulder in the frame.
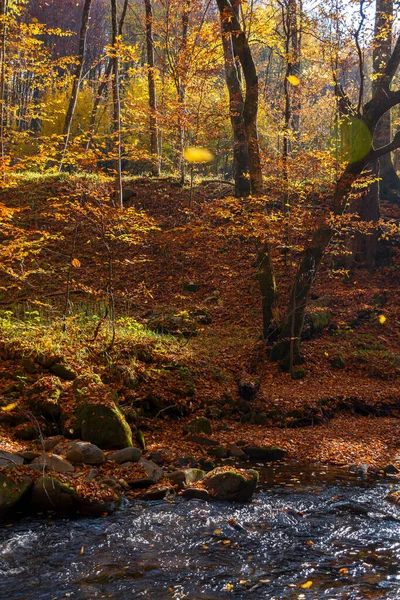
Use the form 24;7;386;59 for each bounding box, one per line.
77;401;133;450
199;467;259;502
0;469;33;516
66;442;105;465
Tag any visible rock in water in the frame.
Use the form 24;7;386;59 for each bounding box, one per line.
0;470;33;516
199;467;259;502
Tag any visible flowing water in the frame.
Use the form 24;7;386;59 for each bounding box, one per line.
1;461;400;600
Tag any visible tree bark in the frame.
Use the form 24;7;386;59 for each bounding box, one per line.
144;0;160;176
0;0;8;180
110;0;123;207
374;0;400;203
219;9;250;197
216;0;263;195
59;0;93;171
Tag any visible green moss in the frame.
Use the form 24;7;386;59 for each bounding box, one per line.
78;402;133;449
0;471;33;516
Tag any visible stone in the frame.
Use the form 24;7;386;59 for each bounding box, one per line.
149;451;164;465
0;450;24;467
21;357;37;374
253;413;269;426
175;456;198;468
17;451;39;461
197;457;215;471
26;376;62;419
43;436;64;451
108;447;142;464
244;446;287;461
184;417;212;436
143;485;174;501
167;468;205;489
183;281;202;293
238;377;260;401
181;487;210;500
139;458;164;483
128;478;155;490
77;401;133;449
0;469;33;516
383;464;399;474
200;467;259;502
66;442;105;465
208;446;229;459
330;356;345;369
387;490;400;505
229;443;246;458
31;475;118;516
29;454;75;473
186;435;219;447
49;363;77;381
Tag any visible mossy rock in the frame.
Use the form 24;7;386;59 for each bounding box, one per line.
49;363;77;381
0;469;33;517
201;467;259;502
302;309;331;340
184;417;212;435
147;310;198;338
31;475;118;516
26;375;62;419
77;401;133;449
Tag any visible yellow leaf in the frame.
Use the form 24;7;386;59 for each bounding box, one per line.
71;258;81;268
0;402;17;412
213;529;222;535
225;583;234;591
378;315;386;324
222;539;231;545
300;581;313;589
184;147;214;164
287;75;300;86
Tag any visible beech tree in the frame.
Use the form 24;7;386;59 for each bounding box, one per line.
269;31;400;367
216;0;263;195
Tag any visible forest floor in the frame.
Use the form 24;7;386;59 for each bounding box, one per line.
0;172;399;475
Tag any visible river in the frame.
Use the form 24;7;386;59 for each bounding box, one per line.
1;461;400;599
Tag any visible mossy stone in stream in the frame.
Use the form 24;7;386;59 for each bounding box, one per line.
78;402;133;449
0;469;33;517
201;467;259;502
31;475;119;516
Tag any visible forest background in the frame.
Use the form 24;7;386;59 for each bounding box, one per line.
0;0;399;468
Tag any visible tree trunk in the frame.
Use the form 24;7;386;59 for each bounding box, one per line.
110;0;123;207
144;0;160;176
59;0;93;171
0;0;8;180
176;0;190;186
220;11;250;197
216;0;263;195
256;241;277;339
374;0;400;203
85;0;129;152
